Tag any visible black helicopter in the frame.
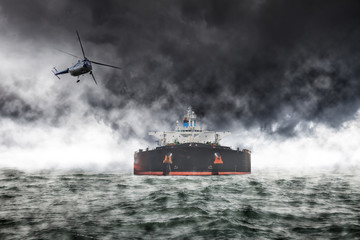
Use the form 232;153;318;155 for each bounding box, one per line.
52;31;121;85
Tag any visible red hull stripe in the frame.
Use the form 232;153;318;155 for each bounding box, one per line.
134;171;251;176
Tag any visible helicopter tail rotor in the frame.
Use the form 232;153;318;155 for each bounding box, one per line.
52;67;60;79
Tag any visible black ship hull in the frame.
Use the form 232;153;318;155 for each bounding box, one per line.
134;143;251;176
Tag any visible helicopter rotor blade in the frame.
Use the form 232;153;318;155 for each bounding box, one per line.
90;71;98;85
76;30;86;58
54;48;82;59
90;60;122;69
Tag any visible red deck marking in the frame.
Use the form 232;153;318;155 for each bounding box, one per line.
170;172;212;175
134;171;251;175
135;172;163;175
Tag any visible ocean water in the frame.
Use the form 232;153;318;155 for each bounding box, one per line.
0;168;359;239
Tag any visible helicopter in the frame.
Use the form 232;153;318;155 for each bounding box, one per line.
52;30;121;85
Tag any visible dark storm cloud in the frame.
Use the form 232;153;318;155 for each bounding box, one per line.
2;0;360;137
0;83;71;127
0;86;43;122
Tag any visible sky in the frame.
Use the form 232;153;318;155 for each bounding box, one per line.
1;0;360;172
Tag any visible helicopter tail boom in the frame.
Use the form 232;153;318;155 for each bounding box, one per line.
52;67;69;79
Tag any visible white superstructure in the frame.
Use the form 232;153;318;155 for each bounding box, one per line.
149;107;231;146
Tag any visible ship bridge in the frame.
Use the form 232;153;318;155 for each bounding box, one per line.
149;107;231;146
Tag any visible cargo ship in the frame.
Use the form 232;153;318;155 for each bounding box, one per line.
134;107;251;175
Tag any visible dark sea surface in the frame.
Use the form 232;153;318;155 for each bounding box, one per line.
0;168;359;239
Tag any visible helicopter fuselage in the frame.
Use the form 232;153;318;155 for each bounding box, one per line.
69;59;92;77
